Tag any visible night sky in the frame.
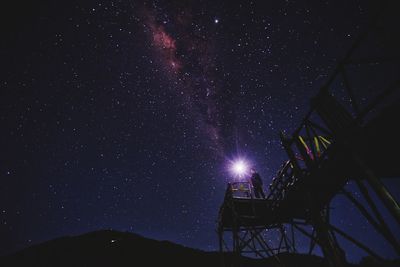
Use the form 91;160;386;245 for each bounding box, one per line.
1;0;399;263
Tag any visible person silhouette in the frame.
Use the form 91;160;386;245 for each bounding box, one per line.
250;168;265;199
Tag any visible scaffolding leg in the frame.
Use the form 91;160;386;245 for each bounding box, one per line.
219;230;225;267
313;210;347;267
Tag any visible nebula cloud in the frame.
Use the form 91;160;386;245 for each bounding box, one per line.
142;6;236;158
145;12;182;73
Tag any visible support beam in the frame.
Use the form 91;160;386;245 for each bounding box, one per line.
239;232;269;259
280;225;291;253
312;210;347;267
308;228;317;255
251;229;282;264
353;153;400;226
340;67;360;116
218;230;225;267
293;224;322;248
291;222;297;253
328;224;383;261
342;189;400;254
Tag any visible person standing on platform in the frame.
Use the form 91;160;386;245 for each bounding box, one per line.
250;168;265;199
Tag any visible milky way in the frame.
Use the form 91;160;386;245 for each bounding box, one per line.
1;0;399;263
143;4;235;158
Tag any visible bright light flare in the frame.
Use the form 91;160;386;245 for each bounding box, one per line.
230;159;249;177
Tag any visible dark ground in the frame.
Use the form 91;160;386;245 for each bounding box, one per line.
1;230;399;267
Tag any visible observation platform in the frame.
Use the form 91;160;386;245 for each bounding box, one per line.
218;182;305;230
218;100;400;232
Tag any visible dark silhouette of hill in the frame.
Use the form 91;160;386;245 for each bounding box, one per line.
1;230;398;267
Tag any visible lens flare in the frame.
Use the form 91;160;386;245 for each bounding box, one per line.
230;159;249;177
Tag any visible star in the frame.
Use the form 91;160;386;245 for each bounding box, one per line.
1;0;397;263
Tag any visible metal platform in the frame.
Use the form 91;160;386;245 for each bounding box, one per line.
217;4;400;266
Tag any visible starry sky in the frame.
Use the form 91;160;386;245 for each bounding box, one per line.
1;0;399;263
